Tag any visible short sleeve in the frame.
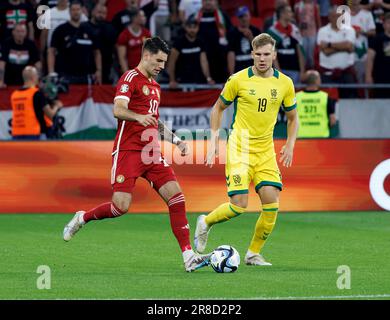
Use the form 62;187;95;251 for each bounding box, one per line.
116;29;127;46
26;4;35;23
368;35;378;51
219;75;238;105
114;71;137;103
172;38;182;51
33;91;48;132
0;42;7;62
367;12;376;31
28;40;40;64
327;97;336;115
282;78;297;112
50;25;61;48
198;38;206;52
346;27;356;43
316;27;325;45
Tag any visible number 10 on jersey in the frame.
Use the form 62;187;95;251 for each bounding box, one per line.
149;99;158;115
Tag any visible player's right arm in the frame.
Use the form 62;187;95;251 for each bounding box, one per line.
206;75;236;167
113;98;158;127
205;98;229;167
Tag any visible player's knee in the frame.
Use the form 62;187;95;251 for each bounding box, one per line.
230;196;248;209
112;194;131;214
115;202;129;214
112;199;130;215
259;186;280;203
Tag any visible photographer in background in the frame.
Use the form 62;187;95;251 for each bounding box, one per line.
11;66;62;140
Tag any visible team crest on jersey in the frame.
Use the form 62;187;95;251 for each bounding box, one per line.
120;84;129;93
116;175;125;183
249;89;256;96
142;85;150;96
271;89;278;99
233;174;241;185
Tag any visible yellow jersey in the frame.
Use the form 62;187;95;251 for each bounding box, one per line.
220;67;296;152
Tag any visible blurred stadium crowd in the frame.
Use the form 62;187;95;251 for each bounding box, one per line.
0;0;389;98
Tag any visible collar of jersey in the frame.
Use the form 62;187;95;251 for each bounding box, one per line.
248;67;279;79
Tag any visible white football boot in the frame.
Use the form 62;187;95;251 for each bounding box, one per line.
184;251;212;272
194;214;211;253
244;251;272;266
63;211;85;242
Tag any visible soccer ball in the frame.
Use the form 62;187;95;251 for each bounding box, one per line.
210;245;240;273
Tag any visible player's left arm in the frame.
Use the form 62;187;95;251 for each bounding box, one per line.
158;119;188;156
280;80;299;168
280;108;299;168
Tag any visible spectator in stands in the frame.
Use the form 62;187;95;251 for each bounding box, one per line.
39;0;60;8
227;5;260;75
317;6;357;98
294;0;321;68
366;12;390;98
178;0;202;23
317;0;331;26
0;0;35;41
48;0;102;84
263;0;289;31
111;0;139;35
40;0;88;73
361;0;390;34
351;0;376;83
10;66;62;140
117;9;151;74
296;70;336;138
0;23;40;87
267;4;305;83
167;14;214;88
149;0;177;42
86;3;116;84
196;0;232;83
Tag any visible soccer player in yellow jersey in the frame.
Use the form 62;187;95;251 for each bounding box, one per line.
194;33;299;266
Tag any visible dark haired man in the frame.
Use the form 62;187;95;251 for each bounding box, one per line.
63;37;212;272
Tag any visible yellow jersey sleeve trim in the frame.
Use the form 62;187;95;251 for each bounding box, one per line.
219;95;232;105
283;103;297;112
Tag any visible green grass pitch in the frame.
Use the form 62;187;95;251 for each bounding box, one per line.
1;212;390;300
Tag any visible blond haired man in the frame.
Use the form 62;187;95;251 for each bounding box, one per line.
195;33;299;266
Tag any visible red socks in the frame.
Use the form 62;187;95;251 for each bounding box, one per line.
83;202;126;223
82;193;192;253
168;193;192;252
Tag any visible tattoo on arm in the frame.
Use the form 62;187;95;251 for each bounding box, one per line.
158;119;178;143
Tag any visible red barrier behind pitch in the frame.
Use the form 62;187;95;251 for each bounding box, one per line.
0;140;388;213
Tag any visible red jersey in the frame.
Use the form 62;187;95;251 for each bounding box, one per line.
113;68;161;152
117;27;151;70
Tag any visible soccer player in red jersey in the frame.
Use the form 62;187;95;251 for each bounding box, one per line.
63;37;211;272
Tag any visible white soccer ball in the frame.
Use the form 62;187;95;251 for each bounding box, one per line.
210;245;240;273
